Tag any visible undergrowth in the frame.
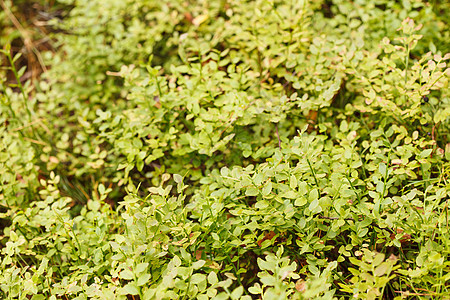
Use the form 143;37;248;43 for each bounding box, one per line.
1;0;449;299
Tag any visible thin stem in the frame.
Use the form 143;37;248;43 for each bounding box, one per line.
403;42;410;105
275;124;281;150
306;158;319;187
4;49;32;119
345;173;361;203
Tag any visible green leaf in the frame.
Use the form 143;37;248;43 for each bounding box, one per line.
191;273;206;285
120;269;134;280
98;183;105;194
192;260;206;270
173;174;183;184
10;231;18;242
257;257;275;271
294;197;307;206
249;283;262;294
419;149;433;158
121;283;140;295
135;262;149;274
374;262;389;276
245;186;259;196
309;189;318;201
231;286;244;299
309;198;319;211
208;271;218;285
67;285;82;294
282;190;297;199
137;273;151;286
290;174;297;189
378;163;387;176
262;181;272;196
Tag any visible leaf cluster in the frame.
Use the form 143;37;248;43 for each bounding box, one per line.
1;0;449;299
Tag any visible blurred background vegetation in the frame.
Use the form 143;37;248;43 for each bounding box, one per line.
0;0;70;83
1;0;449;86
0;0;449;298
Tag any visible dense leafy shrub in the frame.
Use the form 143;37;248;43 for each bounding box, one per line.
1;0;449;299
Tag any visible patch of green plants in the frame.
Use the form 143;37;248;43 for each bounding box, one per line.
1;0;449;299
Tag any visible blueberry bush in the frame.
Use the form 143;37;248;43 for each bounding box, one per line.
1;0;449;299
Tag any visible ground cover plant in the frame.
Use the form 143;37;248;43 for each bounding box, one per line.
1;0;449;299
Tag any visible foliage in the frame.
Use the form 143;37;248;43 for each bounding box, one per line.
1;0;450;299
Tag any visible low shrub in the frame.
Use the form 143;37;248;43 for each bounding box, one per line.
1;0;449;299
